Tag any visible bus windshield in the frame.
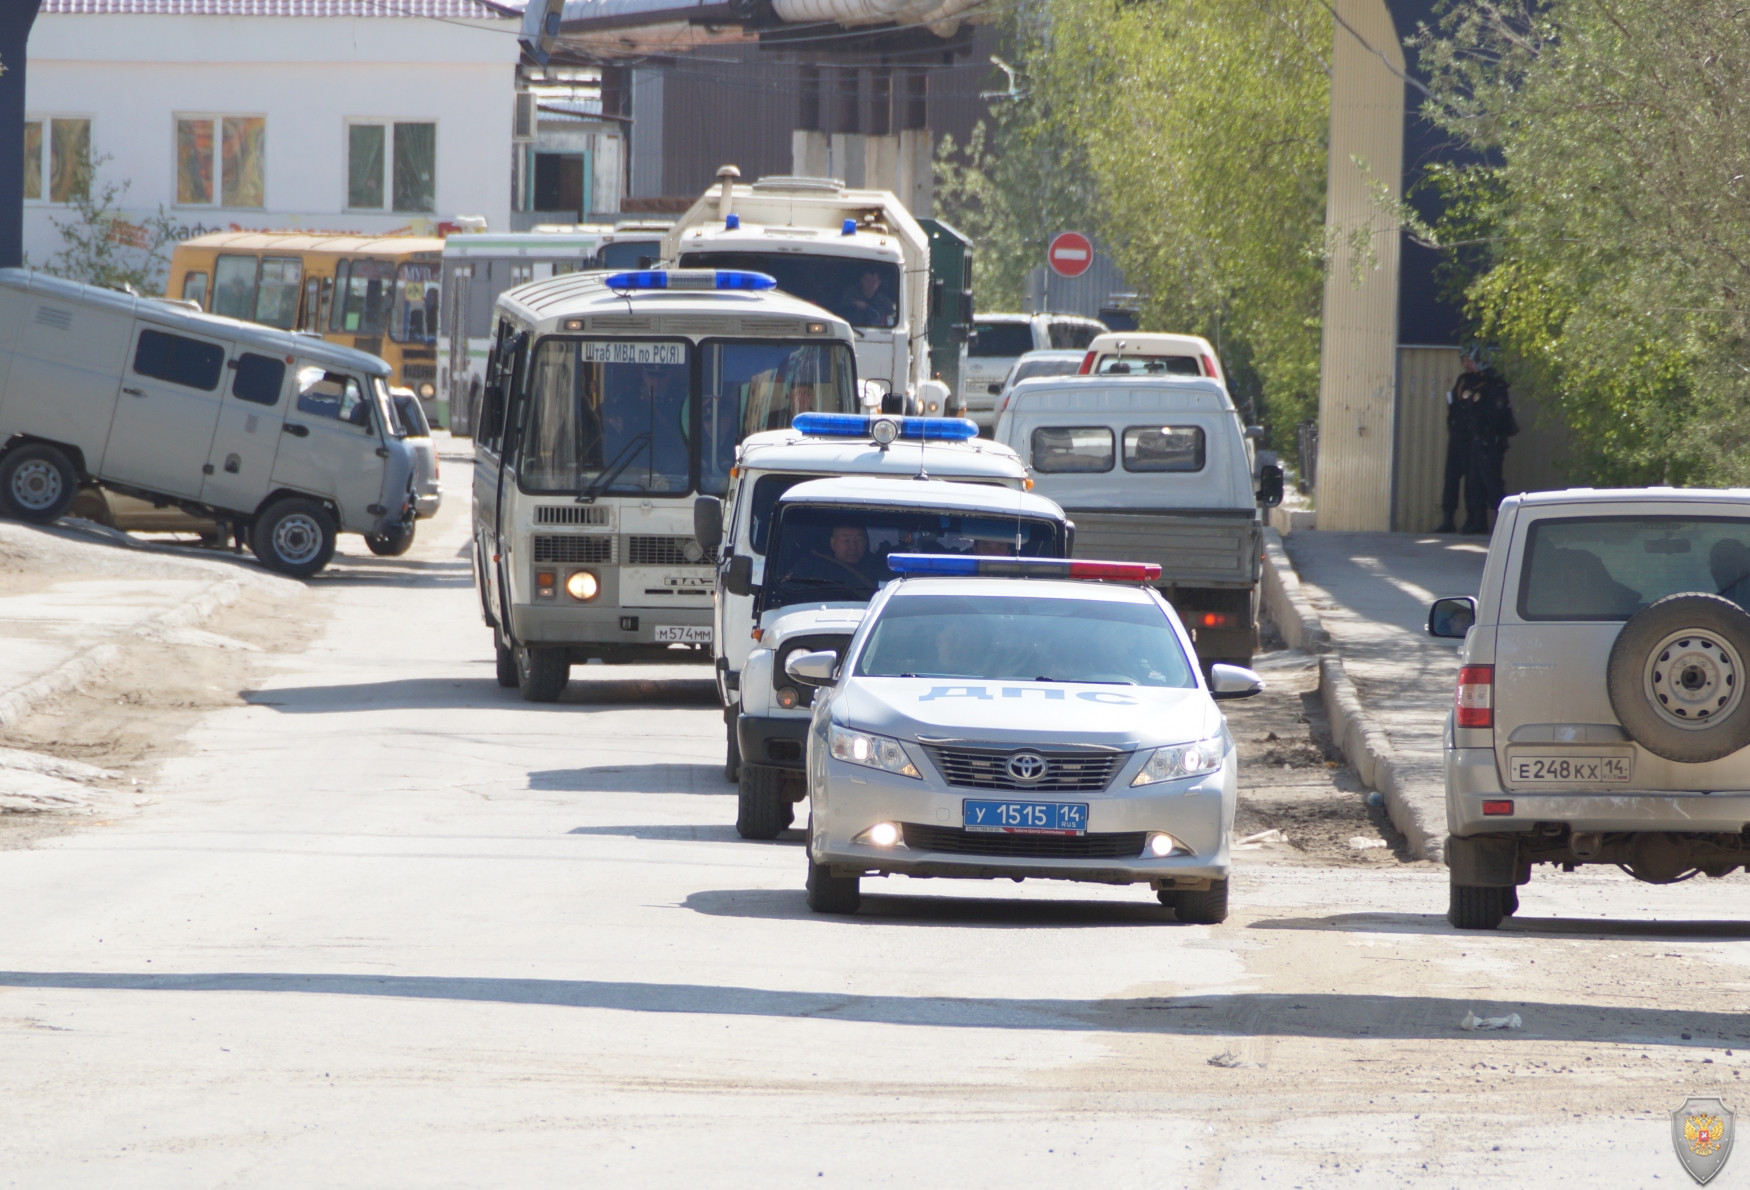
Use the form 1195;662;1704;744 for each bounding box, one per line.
518;338;857;498
677;251;901;329
392;262;440;344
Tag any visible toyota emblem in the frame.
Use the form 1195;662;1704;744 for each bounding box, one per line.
1006;751;1047;782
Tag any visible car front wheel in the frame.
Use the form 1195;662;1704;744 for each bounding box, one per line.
1160;879;1229;924
806;855;860;914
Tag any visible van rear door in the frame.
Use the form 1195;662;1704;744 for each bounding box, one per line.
199;350;289;514
103;322;229;500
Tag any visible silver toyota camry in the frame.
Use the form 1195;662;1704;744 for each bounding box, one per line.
787;555;1264;923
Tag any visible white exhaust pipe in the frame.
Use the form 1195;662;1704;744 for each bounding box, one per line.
715;164;741;222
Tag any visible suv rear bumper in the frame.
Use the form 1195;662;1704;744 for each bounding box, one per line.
1447;745;1750;835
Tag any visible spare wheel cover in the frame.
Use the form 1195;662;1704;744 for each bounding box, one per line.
1606;593;1750;763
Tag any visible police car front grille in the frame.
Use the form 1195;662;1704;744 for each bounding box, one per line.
900;823;1148;859
532;534;613;564
921;745;1129;793
627;535;706;566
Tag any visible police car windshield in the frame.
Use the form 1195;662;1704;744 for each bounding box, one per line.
764;507;1062;611
857;593;1196;688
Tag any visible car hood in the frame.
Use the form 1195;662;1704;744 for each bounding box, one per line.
763;603;867;649
837;676;1220;749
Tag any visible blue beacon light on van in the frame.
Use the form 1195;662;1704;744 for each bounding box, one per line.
791;413;980;441
604;269;776;291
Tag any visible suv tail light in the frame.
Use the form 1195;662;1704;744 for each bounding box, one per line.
1077;350;1096;374
1455;664;1494;728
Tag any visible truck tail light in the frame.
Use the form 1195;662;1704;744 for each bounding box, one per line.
1197;612;1233;629
1077;350;1096;375
1201;353;1218;379
1456;664;1494;728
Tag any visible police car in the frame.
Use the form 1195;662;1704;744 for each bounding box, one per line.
787;555;1264;921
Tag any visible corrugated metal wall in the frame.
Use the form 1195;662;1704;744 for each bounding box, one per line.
1393;346;1459;532
1314;0;1404;532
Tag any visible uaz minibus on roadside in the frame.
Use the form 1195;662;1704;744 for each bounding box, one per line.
472;267;861;701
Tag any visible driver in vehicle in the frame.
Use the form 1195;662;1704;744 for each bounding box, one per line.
835;270;896;328
786;524;888;591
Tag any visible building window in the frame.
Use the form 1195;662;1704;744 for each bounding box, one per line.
23;117;90;204
176;115;265;208
347;121;435;212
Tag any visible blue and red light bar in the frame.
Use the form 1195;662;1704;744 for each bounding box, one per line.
605;269;776;292
886;554;1163;583
791;413;979;441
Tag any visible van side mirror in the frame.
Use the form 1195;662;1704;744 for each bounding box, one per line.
785;649;839;687
693;496;724;555
1245;425;1265;440
1256;464;1284;508
724;554;754;597
1062;520;1076;557
1209;664;1264;700
1428;596;1476;639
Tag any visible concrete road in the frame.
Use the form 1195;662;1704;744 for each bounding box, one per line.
2;473;1747;1188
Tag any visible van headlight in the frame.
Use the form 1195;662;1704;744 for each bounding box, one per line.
1131;732;1226;786
829;724;920;779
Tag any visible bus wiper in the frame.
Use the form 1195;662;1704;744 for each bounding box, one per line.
576;434;651;503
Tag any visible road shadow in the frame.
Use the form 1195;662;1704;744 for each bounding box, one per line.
566;824;799;842
1252;911;1750;940
4;970;1742;1045
244;675;718;713
683;887;1175;927
539;764;731;795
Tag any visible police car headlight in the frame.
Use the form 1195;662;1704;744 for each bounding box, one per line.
1132;732;1226;786
829;724;921;779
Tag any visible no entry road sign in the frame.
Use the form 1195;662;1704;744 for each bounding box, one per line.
1047;231;1093;278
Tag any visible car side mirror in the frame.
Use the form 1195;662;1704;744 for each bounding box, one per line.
1063;520;1076;556
785;649;839;687
693;495;724;555
1428;595;1476;639
1245;425;1264;440
724;554;754;598
1256;463;1284;508
1209;663;1264;700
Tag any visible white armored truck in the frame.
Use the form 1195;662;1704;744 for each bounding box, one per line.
0;269;416;577
663;171;937;412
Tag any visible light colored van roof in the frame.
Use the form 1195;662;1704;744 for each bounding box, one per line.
738;429;1026;482
1086;330;1214;356
0;269;393;377
779;475;1065;519
1004;374;1234;414
492;269;855;341
177;231;444;255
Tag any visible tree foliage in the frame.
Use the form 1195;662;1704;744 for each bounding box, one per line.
936;0;1332;443
1420;1;1750;485
32;167;180;296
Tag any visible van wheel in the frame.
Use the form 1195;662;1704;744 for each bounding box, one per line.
1607;594;1750;763
365;522;416;557
736;764;790;839
1159;879;1229;924
0;443;78;523
250;498;336;577
516;645;569;702
1448;881;1507;930
806;854;861;914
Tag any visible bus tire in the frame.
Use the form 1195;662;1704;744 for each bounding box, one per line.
516;645;569;702
250;498;336;578
736;764;789;839
0;443;78;523
495;629;518;688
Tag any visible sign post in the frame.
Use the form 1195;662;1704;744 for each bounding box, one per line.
1047;231;1093;279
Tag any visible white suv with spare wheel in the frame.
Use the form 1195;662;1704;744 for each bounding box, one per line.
1429;488;1750;928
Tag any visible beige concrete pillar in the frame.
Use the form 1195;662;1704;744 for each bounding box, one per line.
791;129;829;179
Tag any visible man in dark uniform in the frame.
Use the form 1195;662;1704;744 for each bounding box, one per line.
1436;352;1483;534
1439;348;1517;533
1472;353;1518;525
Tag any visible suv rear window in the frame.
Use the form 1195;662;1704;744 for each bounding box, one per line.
970;322;1034;358
1519;515;1750;620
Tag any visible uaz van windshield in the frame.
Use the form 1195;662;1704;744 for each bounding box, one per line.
857;594;1195;688
519;337;857;497
764;506;1061;610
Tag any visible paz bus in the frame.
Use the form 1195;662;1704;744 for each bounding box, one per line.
472;267;860;702
167;232;445;400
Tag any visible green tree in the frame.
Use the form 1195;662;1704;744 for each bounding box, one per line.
1420;1;1750;485
34;167;180;296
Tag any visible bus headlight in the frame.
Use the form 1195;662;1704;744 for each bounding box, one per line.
566;571;600;601
418;382;436;398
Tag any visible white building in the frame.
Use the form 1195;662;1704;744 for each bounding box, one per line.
23;0;521;280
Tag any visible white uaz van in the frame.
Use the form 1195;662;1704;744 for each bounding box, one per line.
0;270;414;576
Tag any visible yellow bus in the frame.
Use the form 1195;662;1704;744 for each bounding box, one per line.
167;232;446;399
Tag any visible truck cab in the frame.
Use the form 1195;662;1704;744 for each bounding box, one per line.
716;471;1071;839
663;173;932;409
995;374;1283;667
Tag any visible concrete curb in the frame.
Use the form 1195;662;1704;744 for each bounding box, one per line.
0;579;242;730
1258;529;1444;863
